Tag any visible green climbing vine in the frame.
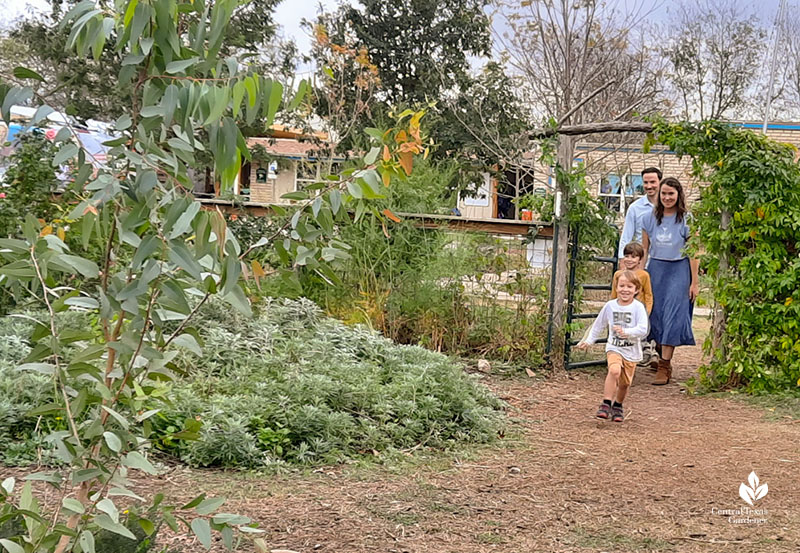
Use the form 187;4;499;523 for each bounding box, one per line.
650;119;800;392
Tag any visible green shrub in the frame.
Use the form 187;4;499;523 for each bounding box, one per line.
0;131;60;239
155;298;504;468
0;132;62;315
2;511;165;553
221;158;549;368
0;312;90;465
654;120;800;392
92;513;160;553
0;318;50;465
304;217;551;367
0;298;504;469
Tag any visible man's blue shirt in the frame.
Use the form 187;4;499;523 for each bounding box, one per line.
618;196;655;258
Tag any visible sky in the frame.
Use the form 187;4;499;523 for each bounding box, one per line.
0;0;345;45
274;0;341;67
0;0;786;66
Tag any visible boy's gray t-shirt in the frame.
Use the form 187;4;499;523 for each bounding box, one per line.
642;212;691;261
585;299;649;362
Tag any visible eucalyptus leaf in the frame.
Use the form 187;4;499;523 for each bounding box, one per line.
124;451;157;475
62;498;85;514
60;255;99;278
172;333;202;356
53;143;79;166
195;497;225;515
97;498;119;523
94;514;136;540
1;478;14;495
103;431;122;453
64;297;100;310
191;518;212;550
0;539;25;553
79;531;95;553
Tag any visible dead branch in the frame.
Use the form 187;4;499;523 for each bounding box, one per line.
530;121;654;139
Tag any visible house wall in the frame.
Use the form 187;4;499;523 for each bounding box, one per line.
578;144;698;201
242;124;800;216
522;124;800;219
248;160;296;203
527;237;552;271
457;172;496;219
274;162;296;201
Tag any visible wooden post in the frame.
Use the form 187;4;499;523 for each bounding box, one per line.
712;209;730;359
531;120;655;370
550;136;574;371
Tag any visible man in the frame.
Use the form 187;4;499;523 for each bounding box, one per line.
617;167;662;369
617;167;661;259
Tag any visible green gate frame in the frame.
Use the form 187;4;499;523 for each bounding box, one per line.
563;225;619;370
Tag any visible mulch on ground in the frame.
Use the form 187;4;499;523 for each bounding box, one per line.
3;319;799;552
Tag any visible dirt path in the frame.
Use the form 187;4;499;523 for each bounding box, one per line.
4;320;799;552
140;320;799;553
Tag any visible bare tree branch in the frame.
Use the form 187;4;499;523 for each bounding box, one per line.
530;121;653;139
661;0;767;120
558;80;619;126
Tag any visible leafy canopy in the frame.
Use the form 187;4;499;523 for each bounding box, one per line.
0;0;428;551
651;119;800;392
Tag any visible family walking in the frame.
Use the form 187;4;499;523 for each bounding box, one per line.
577;168;699;422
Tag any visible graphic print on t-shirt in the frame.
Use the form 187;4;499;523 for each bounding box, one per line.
610;310;634;348
655;226;673;246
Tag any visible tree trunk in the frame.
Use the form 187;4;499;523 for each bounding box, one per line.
550;136;574;371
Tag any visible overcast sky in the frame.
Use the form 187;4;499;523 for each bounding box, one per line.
0;0;784;67
275;1;341;61
0;0;344;45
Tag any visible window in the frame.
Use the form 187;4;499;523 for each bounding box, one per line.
626;174;644;197
295;159;319;191
239;162;251;198
499;163;537;219
597;173;647;214
599;174;622;212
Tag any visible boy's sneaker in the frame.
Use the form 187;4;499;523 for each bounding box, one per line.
611;405;624;422
596;403;612;419
644;340;659;371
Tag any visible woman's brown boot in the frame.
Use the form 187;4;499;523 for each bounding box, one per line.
652;359;671;385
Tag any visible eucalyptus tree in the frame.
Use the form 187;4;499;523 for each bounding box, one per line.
0;0;426;551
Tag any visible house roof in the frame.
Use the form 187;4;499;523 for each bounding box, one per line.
246;137;345;161
267;124;329;141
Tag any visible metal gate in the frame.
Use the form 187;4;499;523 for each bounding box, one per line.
564;226;619;370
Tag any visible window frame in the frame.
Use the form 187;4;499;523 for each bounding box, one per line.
596;172;647;214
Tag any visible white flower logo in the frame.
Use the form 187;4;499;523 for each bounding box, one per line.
739;472;768;506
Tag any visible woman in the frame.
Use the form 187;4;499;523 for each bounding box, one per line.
641;177;699;385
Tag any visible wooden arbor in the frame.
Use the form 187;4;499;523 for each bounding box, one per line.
537;119;734;371
534;121;654;371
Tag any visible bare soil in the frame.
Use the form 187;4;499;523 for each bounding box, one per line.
4;318;799;553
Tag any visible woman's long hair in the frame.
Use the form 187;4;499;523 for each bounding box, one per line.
655;177;687;225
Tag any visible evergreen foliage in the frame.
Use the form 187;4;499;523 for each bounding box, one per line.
0;299;505;469
652;119;800;392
